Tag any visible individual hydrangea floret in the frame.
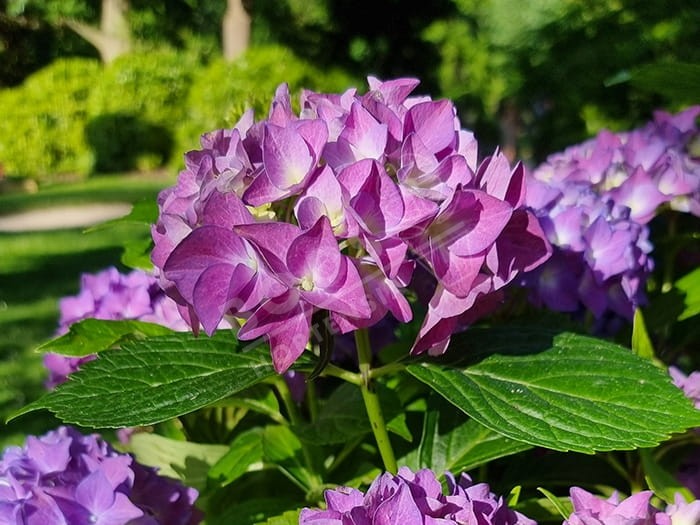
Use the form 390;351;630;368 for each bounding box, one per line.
299;466;536;525
0;426;202;525
524;106;700;326
44;266;198;388
564;487;671;525
152;77;551;371
669;366;700;410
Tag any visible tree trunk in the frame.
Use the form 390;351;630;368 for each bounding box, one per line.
65;0;131;63
222;0;251;62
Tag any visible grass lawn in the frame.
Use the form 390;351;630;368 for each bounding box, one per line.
0;172;174;447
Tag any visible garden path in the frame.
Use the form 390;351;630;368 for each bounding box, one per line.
0;203;131;232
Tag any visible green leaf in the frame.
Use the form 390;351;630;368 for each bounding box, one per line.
631;309;656;361
401;397;531;473
263;425;317;492
676;267;700;321
258;510;301;525
86;199;158;270
12;331;282;427
639;448;694;504
36;318;174;357
206;498;301;525
208;428;264;488
625;62;700;103
127;432;228;491
535;488;572;520
294;382;411;445
406;326;700;453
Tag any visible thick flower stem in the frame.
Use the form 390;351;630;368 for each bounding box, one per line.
355;327;398;474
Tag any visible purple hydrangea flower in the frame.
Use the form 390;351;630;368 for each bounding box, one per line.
0;426;202;525
44;266;203;389
670;366;700;410
523;106;700;325
152;77;551;371
299;466;536;525
564;487;671;525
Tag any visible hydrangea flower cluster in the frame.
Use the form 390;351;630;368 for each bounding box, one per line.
564;486;700;525
151;77;551;372
44;266;192;388
0;426;201;524
524;106;700;323
299;467;535;524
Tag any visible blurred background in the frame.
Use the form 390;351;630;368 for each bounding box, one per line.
1;0;699;184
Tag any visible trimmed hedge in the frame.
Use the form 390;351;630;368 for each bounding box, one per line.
176;45;357;162
0;46;358;179
0;58;101;180
87;49;193;172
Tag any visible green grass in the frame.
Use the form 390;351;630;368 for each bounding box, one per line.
0;172;172;447
0;172;173;215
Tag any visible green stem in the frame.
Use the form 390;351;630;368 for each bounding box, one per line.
355;327;398;474
273;377;323;489
321;363;362;385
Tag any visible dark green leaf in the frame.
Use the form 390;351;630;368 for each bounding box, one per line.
208;428;264;488
407;327;700;453
263;425;318;491
127;432;228;491
615;62;700;103
36;318;174;357
676;267;700;321
205;498;301;525
294;382;411;445
13;332;282;427
639;448;694;504
401;397;531;473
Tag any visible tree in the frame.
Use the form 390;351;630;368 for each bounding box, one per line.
64;0;130;63
222;0;250;62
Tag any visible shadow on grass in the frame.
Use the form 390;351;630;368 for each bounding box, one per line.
0;236;136;445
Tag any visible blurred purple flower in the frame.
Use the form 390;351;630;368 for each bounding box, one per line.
0;426;201;525
299;466;536;525
44;266;203;389
523;106;700;325
564;487;670;525
153;77;551;369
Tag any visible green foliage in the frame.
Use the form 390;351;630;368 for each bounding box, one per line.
13;330;286;427
36;318;174;357
176;45;357;162
425;0;700;161
406;326;700;453
0;58;100;179
87;49;193;172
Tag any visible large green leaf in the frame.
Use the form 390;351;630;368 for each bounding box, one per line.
36;318;174;357
12;332;282;428
406;327;700;453
127;432;228;491
401;398;531;473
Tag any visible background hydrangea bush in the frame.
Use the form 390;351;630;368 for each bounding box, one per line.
5;78;700;525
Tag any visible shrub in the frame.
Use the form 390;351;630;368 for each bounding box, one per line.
175;45;357;163
87;49;193;173
0;58;100;180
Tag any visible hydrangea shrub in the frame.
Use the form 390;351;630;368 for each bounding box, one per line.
9;78;700;525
